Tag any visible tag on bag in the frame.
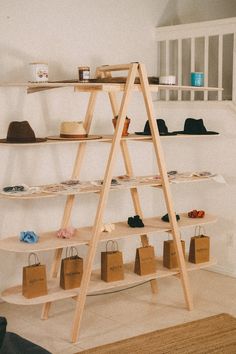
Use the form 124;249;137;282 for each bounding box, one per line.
188;226;210;264
134;245;156;275
60;247;83;290
22;253;48;299
163;239;185;269
101;240;124;282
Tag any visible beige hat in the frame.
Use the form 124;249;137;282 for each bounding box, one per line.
47;121;102;141
60;121;87;138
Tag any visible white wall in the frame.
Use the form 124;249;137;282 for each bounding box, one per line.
0;0;236;294
0;0;168;291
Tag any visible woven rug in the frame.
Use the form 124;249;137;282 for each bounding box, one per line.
79;313;236;354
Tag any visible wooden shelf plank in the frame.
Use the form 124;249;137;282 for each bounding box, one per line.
0;173;218;200
1;257;216;305
0;133;220;147
0;81;223;93
0;213;217;253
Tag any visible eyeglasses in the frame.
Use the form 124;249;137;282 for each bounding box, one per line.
3;185;25;192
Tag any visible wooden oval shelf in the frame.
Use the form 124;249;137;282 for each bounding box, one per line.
0;213;217;253
1;257;216;305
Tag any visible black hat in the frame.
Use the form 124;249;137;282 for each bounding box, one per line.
0;121;47;143
174;118;219;135
135;119;177;136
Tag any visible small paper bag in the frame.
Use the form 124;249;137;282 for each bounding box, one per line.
134;245;156;275
163;240;185;269
188;226;210;264
101;240;124;282
60;247;83;290
22;253;48;299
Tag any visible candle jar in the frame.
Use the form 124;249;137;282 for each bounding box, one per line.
29;63;48;83
78;66;90;82
190;72;204;87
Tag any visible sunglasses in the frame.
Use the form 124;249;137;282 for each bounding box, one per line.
3;185;25;192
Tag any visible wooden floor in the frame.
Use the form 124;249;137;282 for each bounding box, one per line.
0;269;236;353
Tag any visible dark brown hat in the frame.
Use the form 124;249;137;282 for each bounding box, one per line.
0;121;47;143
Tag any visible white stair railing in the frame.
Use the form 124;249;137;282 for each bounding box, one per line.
156;17;236;102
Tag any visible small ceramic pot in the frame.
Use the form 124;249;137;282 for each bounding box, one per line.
112;116;131;136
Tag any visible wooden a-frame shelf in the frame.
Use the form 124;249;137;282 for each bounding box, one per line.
1;257;217;306
0;63;220;343
0;213;217;253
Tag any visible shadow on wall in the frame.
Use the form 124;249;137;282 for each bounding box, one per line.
157;0;236;27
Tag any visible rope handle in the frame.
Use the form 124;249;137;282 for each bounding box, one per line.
106;240;118;253
66;246;79;258
194;225;206;237
28;252;40;266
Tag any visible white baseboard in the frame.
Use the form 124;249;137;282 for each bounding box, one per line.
206;264;236;278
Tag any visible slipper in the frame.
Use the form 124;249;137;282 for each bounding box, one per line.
161;213;180;222
128;215;144;228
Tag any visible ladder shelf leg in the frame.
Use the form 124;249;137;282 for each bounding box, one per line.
137;63;193;310
71;63;139;343
108;88;158;295
41;90;99;320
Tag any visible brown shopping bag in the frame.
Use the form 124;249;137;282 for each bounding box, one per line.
134;245;156;275
163;239;185;269
22;253;48;299
60;247;83;290
188;226;210;264
101;240;124;282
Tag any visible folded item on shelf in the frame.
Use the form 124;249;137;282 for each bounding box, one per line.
161;213;180;222
57;227;75;239
128;215;144;228
61;179;81;186
101;223;115;233
188;210;205;218
19;231;39;244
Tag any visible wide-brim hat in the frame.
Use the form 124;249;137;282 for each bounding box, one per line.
174;118;219;135
0;121;47;143
135;119;177;136
47;121;102;141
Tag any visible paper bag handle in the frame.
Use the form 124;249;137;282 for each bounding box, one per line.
106;240;118;252
167;231;182;240
28;252;40;266
194;225;206;236
66;246;79;258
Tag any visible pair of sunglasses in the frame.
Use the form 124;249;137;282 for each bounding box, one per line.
3;185;25;192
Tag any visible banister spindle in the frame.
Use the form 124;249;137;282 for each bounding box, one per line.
178;39;182;101
233;33;236;103
190;38;195;101
218;34;223;101
204;36;209;101
165;40;170;101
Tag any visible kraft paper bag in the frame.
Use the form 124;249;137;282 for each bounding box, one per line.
101;240;124;282
60;247;83;290
134;245;156;275
189;226;210;264
22;253;48;299
163;239;186;269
